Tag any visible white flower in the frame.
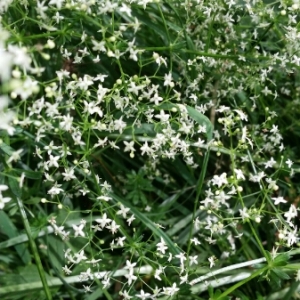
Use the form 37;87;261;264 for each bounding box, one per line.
191;237;201;245
140;141;154;156
62;168;76;181
189;255;198;266
96;195;112;202
47;182;64;196
126;215;135;226
72;223;85;237
0;194;11;209
77;75;93;90
62;265;72;275
0;50;13;81
239;207;250;220
74;250;87;263
114;117;127;133
0;185;9;192
7;149;23;164
271;196;287;205
150;93;163;105
264;157;276;169
208;256;215;268
124;271;137;285
136;289;151;299
295;270;300;282
175;252;186;267
163;72;173;87
154;266;165;281
47;155;60;168
59;114;73;131
163;283;179;296
153;52;167;66
286;159;293;168
284;204;298;222
120;290;132;299
234;169;245;180
124;141;135;153
49;0;65;9
154;110;170;123
95;213;112;228
106;220;120;234
234;109;248;121
211;173;228;188
156;237;168;254
116;204;130;218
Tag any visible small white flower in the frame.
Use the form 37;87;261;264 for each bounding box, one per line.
72;223;85;237
156;237;168;254
286;159;293;168
0;194;11;209
234;168;245;180
163;283;179;296
208;256;215;268
271;196;287;205
7;149;23;164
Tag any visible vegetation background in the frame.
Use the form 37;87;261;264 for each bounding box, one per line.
1;0;300;299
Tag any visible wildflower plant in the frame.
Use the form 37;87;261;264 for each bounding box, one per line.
1;0;300;299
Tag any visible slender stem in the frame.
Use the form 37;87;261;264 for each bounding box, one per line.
16;197;52;300
249;222;269;263
186;148;210;258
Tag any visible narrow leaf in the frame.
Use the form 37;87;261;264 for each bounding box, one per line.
186;105;213;141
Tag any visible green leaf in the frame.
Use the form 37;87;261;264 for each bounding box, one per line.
14;169;43;179
273;253;290;267
268;270;282;288
0;142;14;156
24;197;41;204
8;175;22;198
122;123;156;136
186;105;213;141
0;211;31;264
272;268;290;280
110;192;181;255
265;251;273;262
46;235;65;272
156;102;177;110
283;281;300;300
0;265;58;298
171;156;196;185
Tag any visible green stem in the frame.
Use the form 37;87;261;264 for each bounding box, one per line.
15;197;52;300
103;289;114;300
186;148;210;257
249;221;269;263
